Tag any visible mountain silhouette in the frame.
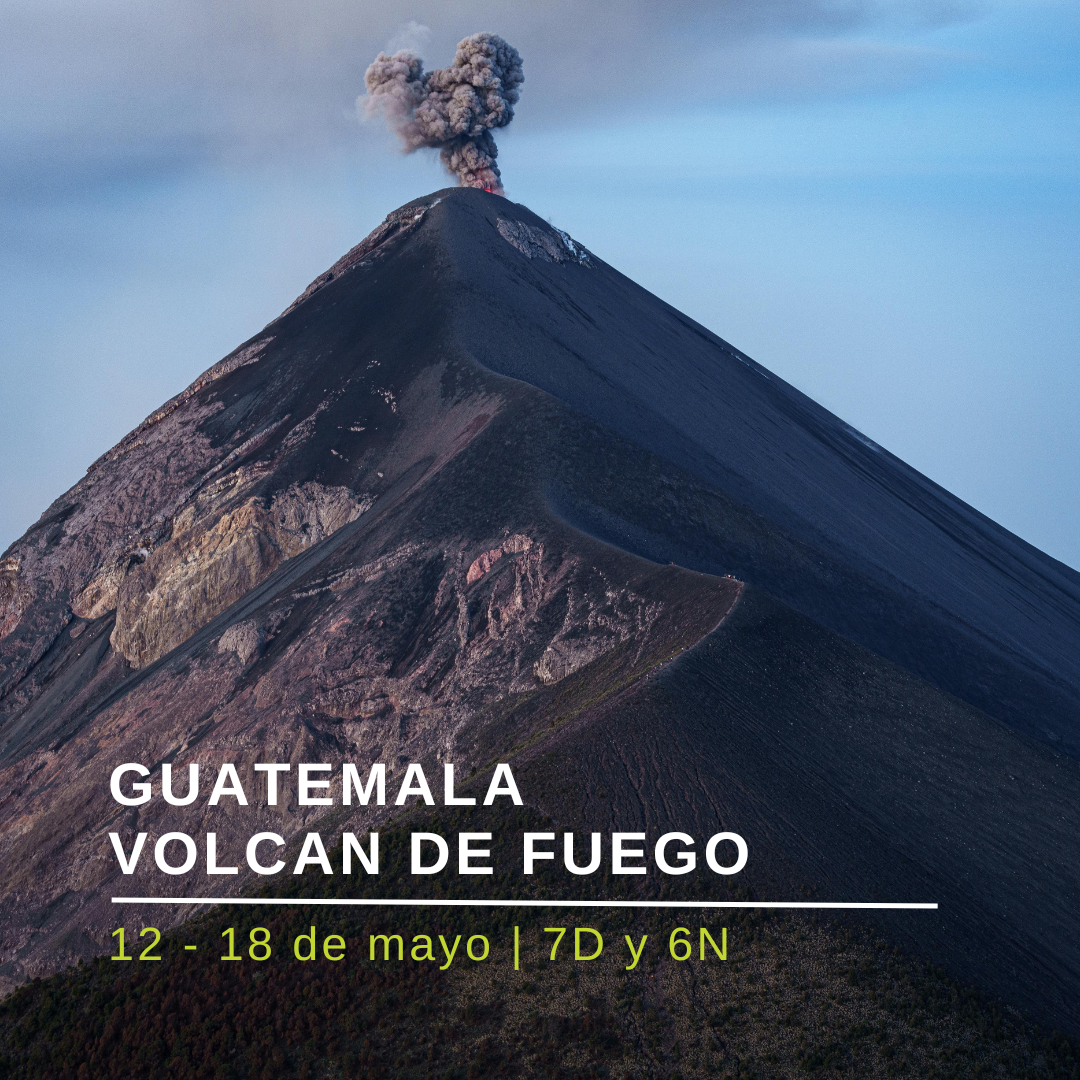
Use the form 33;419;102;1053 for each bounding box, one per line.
0;187;1077;1033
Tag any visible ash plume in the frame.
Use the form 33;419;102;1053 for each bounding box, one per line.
364;32;523;195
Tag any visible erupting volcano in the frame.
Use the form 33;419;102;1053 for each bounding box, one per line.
364;33;523;194
1;187;1079;1055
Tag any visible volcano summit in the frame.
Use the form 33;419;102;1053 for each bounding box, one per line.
1;188;1078;1042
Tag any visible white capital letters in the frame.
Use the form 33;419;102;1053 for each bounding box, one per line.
155;832;197;875
293;832;333;875
343;763;385;806
110;763;151;806
523;832;556;875
411;832;449;874
395;764;434;805
109;832;147;874
564;832;602;875
247;832;286;875
207;832;238;875
444;764;476;806
298;764;332;806
612;832;647;875
483;763;522;805
655;832;696;875
459;833;493;875
254;763;291;805
162;763;198;806
209;764;248;805
705;832;748;875
343;832;379;874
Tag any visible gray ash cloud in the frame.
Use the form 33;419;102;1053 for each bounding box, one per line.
364;32;523;194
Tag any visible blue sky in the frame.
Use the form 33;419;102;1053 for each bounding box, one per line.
1;0;1077;567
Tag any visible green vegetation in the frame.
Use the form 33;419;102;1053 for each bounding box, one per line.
1;808;1078;1078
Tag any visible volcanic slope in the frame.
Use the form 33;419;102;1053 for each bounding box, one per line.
0;188;1077;1036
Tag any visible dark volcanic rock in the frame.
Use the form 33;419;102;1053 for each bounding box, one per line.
0;188;1077;1035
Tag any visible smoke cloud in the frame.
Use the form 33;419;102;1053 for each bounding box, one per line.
364;32;524;195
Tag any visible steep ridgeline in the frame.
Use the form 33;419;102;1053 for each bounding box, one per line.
0;188;1077;1036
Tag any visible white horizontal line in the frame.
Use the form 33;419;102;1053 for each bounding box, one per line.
112;898;937;910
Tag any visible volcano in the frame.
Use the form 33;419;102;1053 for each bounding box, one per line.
1;187;1078;1035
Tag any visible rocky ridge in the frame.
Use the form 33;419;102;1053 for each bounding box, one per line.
0;187;1077;1037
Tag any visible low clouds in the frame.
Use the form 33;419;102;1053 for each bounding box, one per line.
0;0;983;199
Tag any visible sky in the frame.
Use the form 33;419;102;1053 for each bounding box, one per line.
1;0;1077;568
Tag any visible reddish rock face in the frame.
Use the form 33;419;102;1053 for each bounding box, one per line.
0;188;1078;1035
0;190;742;993
108;482;373;667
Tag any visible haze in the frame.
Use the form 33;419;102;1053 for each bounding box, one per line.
1;0;1077;567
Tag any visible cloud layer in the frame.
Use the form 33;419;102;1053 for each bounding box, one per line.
0;0;980;198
